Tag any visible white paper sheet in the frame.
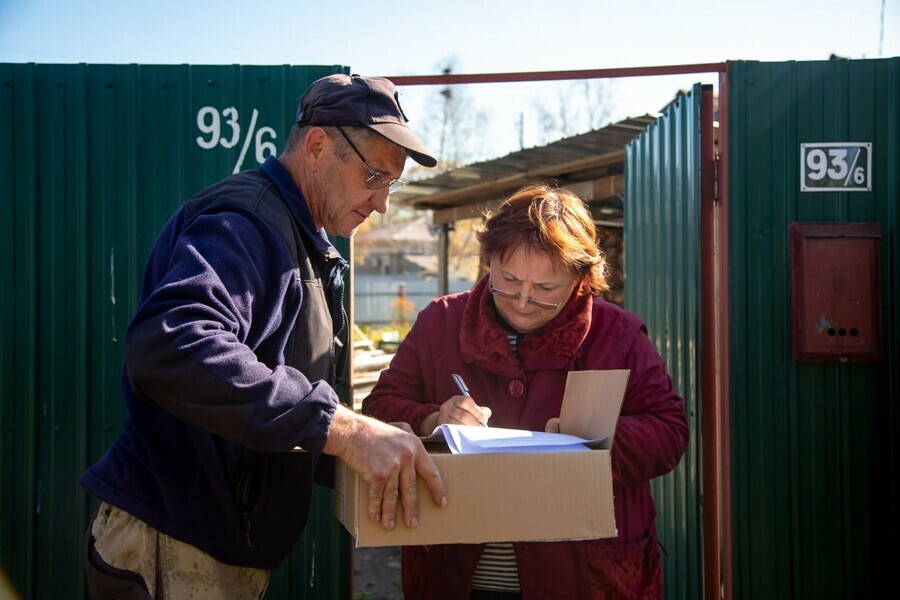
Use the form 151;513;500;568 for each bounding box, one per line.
433;424;607;455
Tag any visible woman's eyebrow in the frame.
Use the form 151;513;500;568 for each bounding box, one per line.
504;271;562;287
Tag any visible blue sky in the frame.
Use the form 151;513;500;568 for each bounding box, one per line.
2;0;897;160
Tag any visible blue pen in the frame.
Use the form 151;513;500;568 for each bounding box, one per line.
451;373;488;427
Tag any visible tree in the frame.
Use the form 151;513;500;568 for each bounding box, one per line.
416;56;490;170
530;79;612;145
448;218;482;282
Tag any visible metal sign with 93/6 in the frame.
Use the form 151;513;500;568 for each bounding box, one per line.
800;142;872;192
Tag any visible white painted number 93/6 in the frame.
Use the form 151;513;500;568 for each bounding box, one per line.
195;106;278;173
800;143;871;192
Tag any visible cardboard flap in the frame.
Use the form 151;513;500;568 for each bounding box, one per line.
559;370;629;448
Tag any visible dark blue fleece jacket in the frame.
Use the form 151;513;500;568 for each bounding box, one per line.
81;157;348;569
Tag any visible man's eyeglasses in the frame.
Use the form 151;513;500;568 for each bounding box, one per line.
335;126;406;194
488;264;566;311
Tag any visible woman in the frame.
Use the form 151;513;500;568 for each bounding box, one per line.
362;183;689;599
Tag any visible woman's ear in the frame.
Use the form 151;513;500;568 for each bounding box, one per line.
575;275;589;296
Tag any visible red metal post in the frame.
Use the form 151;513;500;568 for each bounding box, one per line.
381;63;727;86
717;64;733;600
699;83;720;600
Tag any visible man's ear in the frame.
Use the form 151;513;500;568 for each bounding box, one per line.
303;127;330;164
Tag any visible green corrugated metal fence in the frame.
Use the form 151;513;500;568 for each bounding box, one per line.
625;83;706;599
727;58;899;599
0;62;352;599
625;59;899;599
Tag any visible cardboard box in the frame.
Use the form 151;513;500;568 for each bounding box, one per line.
335;369;629;547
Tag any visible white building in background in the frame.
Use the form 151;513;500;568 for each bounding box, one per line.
353;216;437;276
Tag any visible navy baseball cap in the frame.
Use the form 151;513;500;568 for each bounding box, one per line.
296;74;437;168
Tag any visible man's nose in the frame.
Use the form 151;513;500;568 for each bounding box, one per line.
371;188;390;214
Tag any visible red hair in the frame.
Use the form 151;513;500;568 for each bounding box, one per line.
476;183;609;295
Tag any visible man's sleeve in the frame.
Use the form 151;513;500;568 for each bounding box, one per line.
124;209;338;454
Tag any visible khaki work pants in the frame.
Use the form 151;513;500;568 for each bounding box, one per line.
84;502;269;600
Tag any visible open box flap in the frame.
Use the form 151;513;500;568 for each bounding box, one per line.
559;370;630;449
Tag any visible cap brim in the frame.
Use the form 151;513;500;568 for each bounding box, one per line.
369;123;438;168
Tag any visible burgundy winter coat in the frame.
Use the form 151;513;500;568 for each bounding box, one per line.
362;278;689;599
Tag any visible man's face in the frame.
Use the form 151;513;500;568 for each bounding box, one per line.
313;130;407;237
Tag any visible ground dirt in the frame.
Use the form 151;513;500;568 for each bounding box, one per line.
352;545;403;599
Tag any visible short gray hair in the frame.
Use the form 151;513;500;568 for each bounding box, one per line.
282;124;391;160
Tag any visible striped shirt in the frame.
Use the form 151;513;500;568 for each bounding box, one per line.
471;542;520;592
471;331;524;592
507;332;521;357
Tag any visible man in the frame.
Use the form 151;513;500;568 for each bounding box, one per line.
80;74;447;598
391;283;415;327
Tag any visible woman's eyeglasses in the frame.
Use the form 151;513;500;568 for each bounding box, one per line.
488;282;565;310
335;126;406;194
488;261;567;311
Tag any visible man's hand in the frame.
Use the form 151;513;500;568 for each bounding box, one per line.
324;405;447;530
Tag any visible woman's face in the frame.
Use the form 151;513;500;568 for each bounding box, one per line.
488;247;580;334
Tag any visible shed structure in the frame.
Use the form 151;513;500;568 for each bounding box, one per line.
392;115;657;301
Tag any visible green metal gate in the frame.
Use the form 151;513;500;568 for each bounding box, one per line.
625;83;708;599
0;62;352;599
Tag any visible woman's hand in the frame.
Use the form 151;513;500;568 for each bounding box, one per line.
545;417;561;433
420;396;491;435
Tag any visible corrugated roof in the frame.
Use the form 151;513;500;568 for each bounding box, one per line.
392;114;658;222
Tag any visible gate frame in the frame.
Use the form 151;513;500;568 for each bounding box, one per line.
387;62;731;600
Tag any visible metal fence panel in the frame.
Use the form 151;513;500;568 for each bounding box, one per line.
0;62;352;599
625;84;705;599
727;58;899;599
